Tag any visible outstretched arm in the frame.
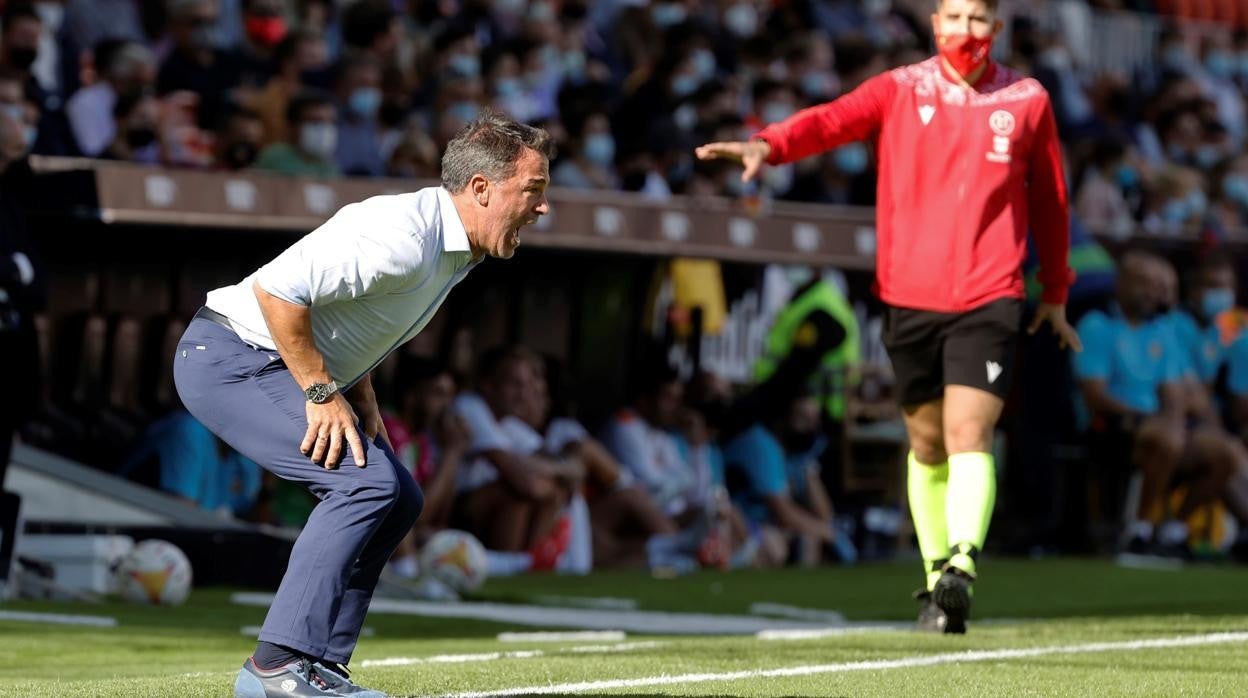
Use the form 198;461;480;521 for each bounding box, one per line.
696;72;894;181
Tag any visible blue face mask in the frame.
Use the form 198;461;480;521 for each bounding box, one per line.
1223;173;1248;206
1201;288;1235;319
761;101;793;125
689;48;716;81
651;3;687;27
800;72;830;99
583;132;615;166
1163;46;1191;72
448;53;480;79
1195;145;1222;169
671;74;700;98
348;87;381;118
494;77;522;98
1206;51;1235;79
1187;188;1209;217
1115;163;1139;189
1162;197;1190;224
834;142;870;175
673;103;697;131
447;101;479;123
562;51;587;82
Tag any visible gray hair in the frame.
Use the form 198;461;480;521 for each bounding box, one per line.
440;108;556;194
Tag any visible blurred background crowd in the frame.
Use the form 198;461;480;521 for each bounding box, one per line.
2;0;1248;233
6;0;1248;581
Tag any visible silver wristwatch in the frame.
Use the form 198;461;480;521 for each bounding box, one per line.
304;380;339;404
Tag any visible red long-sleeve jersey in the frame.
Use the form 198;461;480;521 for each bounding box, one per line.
756;58;1074;312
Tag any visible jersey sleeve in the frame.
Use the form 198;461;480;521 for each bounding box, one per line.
1027;94;1074;305
755;72;894;165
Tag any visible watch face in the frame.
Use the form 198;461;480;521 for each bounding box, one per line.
307;384;331;403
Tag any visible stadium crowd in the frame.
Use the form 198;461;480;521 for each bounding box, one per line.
0;0;1246;228
5;0;1248;577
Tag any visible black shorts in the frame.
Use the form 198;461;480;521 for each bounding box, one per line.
882;298;1022;407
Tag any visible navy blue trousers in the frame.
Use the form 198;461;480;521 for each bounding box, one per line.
173;317;423;663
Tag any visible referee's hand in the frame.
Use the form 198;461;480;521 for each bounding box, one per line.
695;140;771;182
1028;302;1083;352
302;395;367;470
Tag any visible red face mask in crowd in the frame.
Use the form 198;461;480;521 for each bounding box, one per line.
245;16;287;47
937;33;993;77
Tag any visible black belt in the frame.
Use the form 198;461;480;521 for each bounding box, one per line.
194;306;235;332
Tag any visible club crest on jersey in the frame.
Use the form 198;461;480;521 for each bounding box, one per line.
919;104;935;125
986;109;1015;163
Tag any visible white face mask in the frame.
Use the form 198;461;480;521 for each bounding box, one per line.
299;122;337;159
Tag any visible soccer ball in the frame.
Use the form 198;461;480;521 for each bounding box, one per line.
419;529;488;593
115;539;193;605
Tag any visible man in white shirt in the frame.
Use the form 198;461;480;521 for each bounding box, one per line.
174;109;553;698
451;347;567;555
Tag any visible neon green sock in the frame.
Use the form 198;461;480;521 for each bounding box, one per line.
945;451;997;577
906;451;949;591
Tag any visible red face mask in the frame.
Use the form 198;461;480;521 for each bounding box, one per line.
245;16;287;47
937;33;994;78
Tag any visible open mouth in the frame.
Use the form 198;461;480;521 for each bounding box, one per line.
510;219;537;247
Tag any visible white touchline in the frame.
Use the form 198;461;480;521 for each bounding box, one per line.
441;632;1248;697
359;642;665;668
0;610;117;627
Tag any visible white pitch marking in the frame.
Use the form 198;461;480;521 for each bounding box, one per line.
442;632;1248;697
0;610;117;627
229;592;825;635
359;641;664;668
749;602;846;624
498;631;625;643
756;625;904;641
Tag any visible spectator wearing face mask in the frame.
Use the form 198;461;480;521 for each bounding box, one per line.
3;3;74;156
156;0;245;121
250;29;329;147
1074;139;1137;239
331;52;384;177
253;89;340;177
1143;167;1208;235
552;110;617;189
66;41;156;157
1074;251;1234;560
214;103;264;170
99;88;162;164
238;0;289;87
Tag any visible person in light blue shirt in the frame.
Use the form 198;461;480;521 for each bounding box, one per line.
123;410;262;516
721;391;853;565
1074;252;1235;555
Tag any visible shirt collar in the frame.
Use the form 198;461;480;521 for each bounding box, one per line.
436;186;471;253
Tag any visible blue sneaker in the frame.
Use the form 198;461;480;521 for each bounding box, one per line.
234;657;344;697
313;662;388;697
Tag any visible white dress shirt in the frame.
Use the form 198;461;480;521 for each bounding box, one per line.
206;186;479;388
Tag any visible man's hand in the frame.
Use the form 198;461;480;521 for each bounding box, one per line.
434;411;471;455
346;373;390;449
301;394;367;469
695;139;772;182
1028;302;1082;352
